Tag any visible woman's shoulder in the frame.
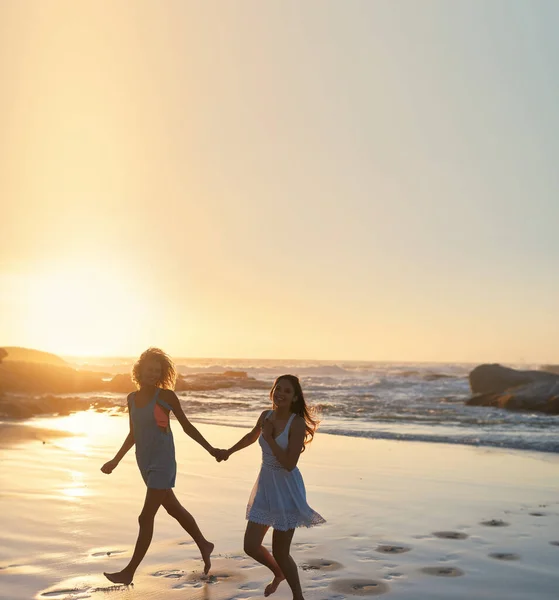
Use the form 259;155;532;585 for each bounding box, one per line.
291;414;306;427
159;388;178;403
257;408;272;422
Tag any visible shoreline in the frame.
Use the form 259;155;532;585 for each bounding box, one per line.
3;402;558;456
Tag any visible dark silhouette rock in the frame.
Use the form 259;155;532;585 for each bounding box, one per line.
0;361;107;393
2;347;67;366
175;371;268;392
469;363;558;394
104;373;134;392
467;366;559;415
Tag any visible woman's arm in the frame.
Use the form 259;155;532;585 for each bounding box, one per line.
224;410;268;459
164;390;216;456
101;403;135;474
262;416;306;472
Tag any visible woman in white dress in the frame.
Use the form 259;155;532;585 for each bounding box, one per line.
217;375;325;600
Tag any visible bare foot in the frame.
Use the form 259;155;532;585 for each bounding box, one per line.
200;541;214;575
103;570;134;585
264;575;285;597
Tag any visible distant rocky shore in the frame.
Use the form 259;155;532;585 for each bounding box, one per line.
0;347;267;393
0;347;268;420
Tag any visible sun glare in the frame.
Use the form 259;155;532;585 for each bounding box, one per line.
21;265;151;356
43;410;122;455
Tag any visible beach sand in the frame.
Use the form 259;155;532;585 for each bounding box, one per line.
0;411;558;600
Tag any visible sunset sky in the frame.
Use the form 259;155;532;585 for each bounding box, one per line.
1;1;558;362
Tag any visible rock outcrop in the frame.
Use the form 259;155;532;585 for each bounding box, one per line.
1;347;67;366
467;364;559;414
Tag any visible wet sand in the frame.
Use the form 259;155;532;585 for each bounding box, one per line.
0;411;558;600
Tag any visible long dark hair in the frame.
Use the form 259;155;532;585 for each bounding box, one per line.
271;374;319;450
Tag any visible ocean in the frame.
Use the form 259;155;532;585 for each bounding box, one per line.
72;358;559;454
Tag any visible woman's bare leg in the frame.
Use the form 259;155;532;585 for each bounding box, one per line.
162;490;214;574
272;529;303;600
244;521;285;596
104;488;167;585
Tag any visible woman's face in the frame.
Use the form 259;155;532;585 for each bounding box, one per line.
141;358;162;386
272;378;296;410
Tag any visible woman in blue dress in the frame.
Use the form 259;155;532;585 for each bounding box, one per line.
101;348;217;584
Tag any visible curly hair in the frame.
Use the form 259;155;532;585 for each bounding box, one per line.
131;347;177;390
270;374;320;451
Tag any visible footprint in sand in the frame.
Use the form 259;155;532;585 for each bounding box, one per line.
489;552;520;561
300;559;343;572
421;566;464;577
529;512;546;517
432;531;468;540
91;550;125;558
152;569;184;578
375;544;411;554
480;519;509;527
330;578;389;596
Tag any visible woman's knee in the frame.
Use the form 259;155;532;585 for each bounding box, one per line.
243;541;257;556
243;534;261;556
138;511;155;527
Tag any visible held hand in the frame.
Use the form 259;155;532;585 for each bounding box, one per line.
101;459;118;474
214;448;230;462
261;417;274;441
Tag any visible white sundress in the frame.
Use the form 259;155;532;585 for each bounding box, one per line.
246;411;326;531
